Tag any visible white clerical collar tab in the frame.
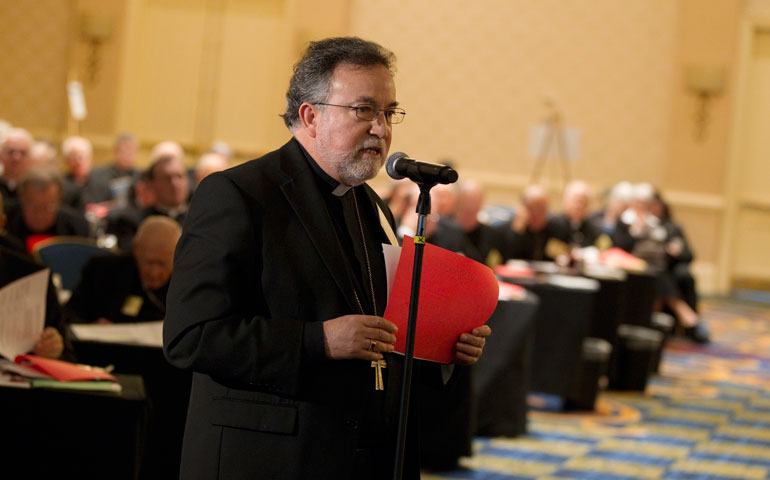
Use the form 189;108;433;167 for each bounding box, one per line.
332;184;351;196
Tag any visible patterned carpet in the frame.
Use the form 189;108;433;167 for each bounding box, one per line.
423;298;770;480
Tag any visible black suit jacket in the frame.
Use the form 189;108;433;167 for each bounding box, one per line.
550;214;607;248
65;254;167;324
4;204;91;251
163;139;426;479
106;204;186;252
498;215;568;262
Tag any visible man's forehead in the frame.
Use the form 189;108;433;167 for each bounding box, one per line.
328;64;397;102
3;136;31;149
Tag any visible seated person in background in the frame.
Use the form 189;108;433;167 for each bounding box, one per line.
0;245;67;359
381;179;413;227
4;167;91;252
431;181;459;217
588;180;633;236
88;133;140;208
0;127;33;208
193;151;229;189
106;140;189;251
650;189;708;342
551;180;610;250
396;182;441;241
0;194;26;254
612;183;709;343
60;136;112;210
498;184;567;262
431;179;504;266
65;215;181;324
29;139;59;169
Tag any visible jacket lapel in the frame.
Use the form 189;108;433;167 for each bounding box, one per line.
277;141;361;314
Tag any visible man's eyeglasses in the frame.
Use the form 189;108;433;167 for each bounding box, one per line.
315;103;406;125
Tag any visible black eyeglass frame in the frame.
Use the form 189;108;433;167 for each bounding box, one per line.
314;103;406;124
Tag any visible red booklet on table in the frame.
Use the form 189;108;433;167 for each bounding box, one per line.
14;354;116;382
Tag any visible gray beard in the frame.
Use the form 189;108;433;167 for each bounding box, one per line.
335;155;384;186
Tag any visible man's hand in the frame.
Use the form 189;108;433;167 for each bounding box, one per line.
322;315;398;361
511;207;529;234
32;327;64;359
454;325;491;366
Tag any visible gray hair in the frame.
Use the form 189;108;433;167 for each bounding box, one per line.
133;215;182;246
61;136;93;158
281;37;396;130
18;167;64;196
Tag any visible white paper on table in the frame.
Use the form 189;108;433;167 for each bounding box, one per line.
69;320;164;347
382;243;402;303
0;269;50;360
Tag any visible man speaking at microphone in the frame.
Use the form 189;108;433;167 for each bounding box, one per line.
163;37;491;479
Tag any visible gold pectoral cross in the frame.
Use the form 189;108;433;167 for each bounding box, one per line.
371;359;387;390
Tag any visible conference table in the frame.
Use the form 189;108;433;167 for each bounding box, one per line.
70;336;191;480
418;294;540;470
496;265;601;405
1;373;149;480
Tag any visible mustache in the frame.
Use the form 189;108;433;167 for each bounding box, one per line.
359;139;386;152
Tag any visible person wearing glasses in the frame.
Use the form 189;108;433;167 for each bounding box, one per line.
0;127;34;209
4;167;90;252
163;37;490;479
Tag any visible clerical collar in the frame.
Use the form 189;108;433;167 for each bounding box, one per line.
297;141;352;197
154;204;187;218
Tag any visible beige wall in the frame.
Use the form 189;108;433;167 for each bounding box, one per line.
0;0;73;139
2;0;768;293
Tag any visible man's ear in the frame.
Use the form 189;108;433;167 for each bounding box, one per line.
298;103;318;138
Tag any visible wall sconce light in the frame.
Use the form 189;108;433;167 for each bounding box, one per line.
685;65;725;141
80;12;115;84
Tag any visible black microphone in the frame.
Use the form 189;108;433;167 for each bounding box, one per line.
385;152;458;185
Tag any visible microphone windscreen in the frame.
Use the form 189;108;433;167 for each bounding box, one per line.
386;152;409;180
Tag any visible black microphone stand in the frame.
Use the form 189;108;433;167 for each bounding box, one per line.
393;181;436;480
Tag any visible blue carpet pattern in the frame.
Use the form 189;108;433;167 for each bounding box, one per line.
423;298;770;480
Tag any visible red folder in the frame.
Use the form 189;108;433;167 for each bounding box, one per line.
14;355;116;382
384;237;498;364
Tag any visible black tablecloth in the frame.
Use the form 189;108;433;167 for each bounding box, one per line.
418;296;539;471
72;341;191;480
473;295;539;437
499;275;599;398
623;268;658;327
1;373;149;480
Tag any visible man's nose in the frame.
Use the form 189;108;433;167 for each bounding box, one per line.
368;113;388;138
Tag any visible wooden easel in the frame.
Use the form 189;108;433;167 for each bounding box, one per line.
529;99;572;189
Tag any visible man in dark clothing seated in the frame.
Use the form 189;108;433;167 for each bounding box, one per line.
429;179;504;266
0;245;67;359
88;133;140;208
65;216;181;324
499;184;568;262
551;180;611;250
0;127;33;209
106;141;189;252
0;195;26;254
4;167;91;253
